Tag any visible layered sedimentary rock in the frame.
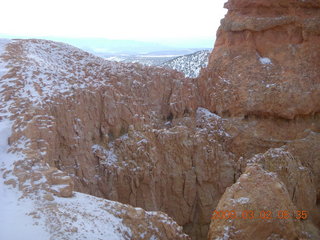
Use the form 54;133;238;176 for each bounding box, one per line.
0;39;193;239
199;0;320;119
209;143;320;239
1;0;320;238
208;165;306;240
0;39;233;239
204;0;320;239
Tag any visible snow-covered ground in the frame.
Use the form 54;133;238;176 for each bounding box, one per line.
0;148;132;240
106;55;176;66
0;118;51;239
161;50;211;78
0;38;189;240
0;39;132;240
103;49;211;71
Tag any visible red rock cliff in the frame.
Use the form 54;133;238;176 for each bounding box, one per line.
199;0;320;119
203;0;320;239
1;1;320;239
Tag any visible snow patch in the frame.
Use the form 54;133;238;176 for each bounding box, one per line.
0;39;11;56
266;83;276;88
217;226;232;240
92;144;118;166
161;50;210;78
259;57;272;65
0;118;133;239
41;192;132;240
236;197;250;204
197;107;221;119
0;119;50;239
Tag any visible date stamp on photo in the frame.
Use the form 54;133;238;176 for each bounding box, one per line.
211;210;308;220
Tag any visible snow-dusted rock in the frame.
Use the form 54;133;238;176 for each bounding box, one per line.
0;39;192;240
161;50;210;78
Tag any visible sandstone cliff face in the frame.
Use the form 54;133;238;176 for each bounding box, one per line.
199;0;320;119
0;39;192;240
0;39;235;239
209;143;320;240
1;1;320;238
208;165;306;240
204;0;320;239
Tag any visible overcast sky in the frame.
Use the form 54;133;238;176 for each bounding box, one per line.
0;0;227;42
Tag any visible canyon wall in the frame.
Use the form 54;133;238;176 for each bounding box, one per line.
1;0;320;238
199;0;320;119
202;0;320;239
1;39;233;239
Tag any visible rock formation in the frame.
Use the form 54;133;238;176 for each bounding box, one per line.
199;0;320;119
0;39;233;239
0;39;192;239
203;0;320;239
0;0;320;239
208;164;312;240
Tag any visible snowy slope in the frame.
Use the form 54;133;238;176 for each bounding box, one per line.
0;128;131;240
161;50;211;78
0;119;51;240
0;39;189;240
0;39;131;240
0;39;122;106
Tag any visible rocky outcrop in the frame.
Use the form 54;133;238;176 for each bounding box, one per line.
34;192;191;240
238;145;317;215
209;142;320;240
204;0;320;239
0;39;194;239
0;39;234;239
208;165;306;240
199;0;320;119
1;0;320;238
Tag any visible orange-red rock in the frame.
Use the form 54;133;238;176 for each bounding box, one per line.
1;0;320;237
199;0;320;119
204;0;320;239
208;165;308;240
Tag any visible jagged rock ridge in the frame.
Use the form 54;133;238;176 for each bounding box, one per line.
0;39;191;240
0;0;320;239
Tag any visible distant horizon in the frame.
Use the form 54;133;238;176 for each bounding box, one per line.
0;0;227;46
0;33;216;56
0;34;216;49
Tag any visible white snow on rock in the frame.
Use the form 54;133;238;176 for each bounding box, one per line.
38;192;133;240
0;116;133;239
235;197;250;204
92;143;118;166
0;39;147;109
0;183;51;240
195;107;231;139
0;39;11;55
161;50;211;78
216;226;232;240
0;119;50;240
259;57;272;65
0;39;166;240
196;107;221;120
